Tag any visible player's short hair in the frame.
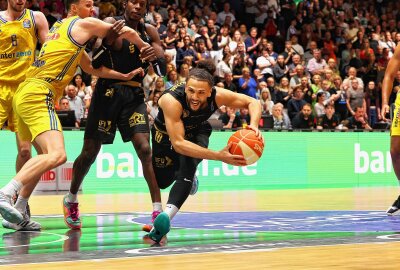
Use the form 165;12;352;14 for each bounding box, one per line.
196;59;216;76
65;0;80;11
187;60;216;87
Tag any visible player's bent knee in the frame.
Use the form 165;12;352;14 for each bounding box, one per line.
50;151;67;167
18;147;32;160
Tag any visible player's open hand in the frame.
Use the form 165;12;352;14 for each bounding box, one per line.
105;20;125;46
218;144;247;166
140;45;157;62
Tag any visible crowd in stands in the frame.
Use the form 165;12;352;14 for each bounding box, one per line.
8;0;400;130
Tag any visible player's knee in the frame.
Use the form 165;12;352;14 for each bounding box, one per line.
18;147;31;161
81;148;99;164
136;145;152;162
50;150;67;167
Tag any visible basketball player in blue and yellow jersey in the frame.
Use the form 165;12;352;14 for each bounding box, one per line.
0;0;156;229
0;0;48;230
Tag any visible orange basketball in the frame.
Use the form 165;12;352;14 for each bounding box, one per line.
228;129;264;165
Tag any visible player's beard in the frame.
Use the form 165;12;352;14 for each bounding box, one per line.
10;3;25;13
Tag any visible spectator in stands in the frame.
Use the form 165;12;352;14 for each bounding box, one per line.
272;103;291;129
194;38;211;64
146;91;161;127
287;85;306;120
266;76;277;103
260;88;274;115
143;65;158;99
291;103;315;129
164;23;178;66
276;77;292;108
178;63;190;83
289;64;307;88
256;47;275;80
307;49;327;76
346;79;366;117
165;70;179;89
316;104;340;130
301;76;315;105
330;75;348;121
72;74;86;101
216;52;232;82
238;67;257;99
245;27;261;63
341;106;372;130
229;30;244;54
223;72;237;92
217;2;235;26
273;55;289;83
342;67;364;91
65;84;84;128
219;106;240;129
364;81;381;127
59;97;70;111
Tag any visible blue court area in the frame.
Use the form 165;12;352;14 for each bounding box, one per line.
132;211;400;232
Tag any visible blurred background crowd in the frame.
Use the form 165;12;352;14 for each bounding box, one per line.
3;0;399;130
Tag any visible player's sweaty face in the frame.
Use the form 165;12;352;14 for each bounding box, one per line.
126;0;147;20
75;0;94;18
185;79;212;111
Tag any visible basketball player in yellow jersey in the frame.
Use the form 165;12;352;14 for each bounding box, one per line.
0;0;48;230
0;0;155;228
382;43;400;215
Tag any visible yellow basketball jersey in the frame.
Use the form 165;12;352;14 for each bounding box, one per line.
0;9;37;84
26;16;86;99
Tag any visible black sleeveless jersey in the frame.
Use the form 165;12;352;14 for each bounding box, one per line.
98;17;151;84
154;82;218;134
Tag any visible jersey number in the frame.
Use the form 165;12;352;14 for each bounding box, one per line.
11;34;17;47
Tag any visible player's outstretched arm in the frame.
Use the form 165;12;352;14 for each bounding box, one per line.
382;44;400;120
71;17;150;51
159;94;247;166
80;51;144;81
215;87;263;140
33;11;49;45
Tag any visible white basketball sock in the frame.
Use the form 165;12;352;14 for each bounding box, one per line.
67;192;78;203
152;202;163;212
164;204;179;220
0;179;22;198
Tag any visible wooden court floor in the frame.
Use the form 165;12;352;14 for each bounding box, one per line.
1;188;400;269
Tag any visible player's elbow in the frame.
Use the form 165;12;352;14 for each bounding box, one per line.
171;140;185;155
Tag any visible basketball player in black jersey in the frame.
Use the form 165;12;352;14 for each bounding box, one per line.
63;0;166;229
147;60;263;243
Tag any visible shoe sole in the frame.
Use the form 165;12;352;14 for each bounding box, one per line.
142;224;153;232
62;199;82;230
149;213;170;242
0;202;23;224
2;220;41;231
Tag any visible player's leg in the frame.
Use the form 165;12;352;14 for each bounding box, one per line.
118;87;162;221
387;136;400;215
0;130;66;224
131;132;162;221
387;95;400;215
63;139;101;229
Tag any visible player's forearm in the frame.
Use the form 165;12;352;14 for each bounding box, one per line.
172;139;221;161
120;27;148;49
381;75;394;105
86;65;130;81
248;100;262;127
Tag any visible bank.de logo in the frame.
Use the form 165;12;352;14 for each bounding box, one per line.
354;143;392;174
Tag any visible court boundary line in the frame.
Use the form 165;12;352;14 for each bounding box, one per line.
2;240;400;267
0;231;67;249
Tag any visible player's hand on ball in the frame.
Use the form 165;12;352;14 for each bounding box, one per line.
246;125;263;143
218;144;247;166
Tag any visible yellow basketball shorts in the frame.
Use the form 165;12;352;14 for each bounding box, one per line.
12;79;62;142
0;82;21;132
